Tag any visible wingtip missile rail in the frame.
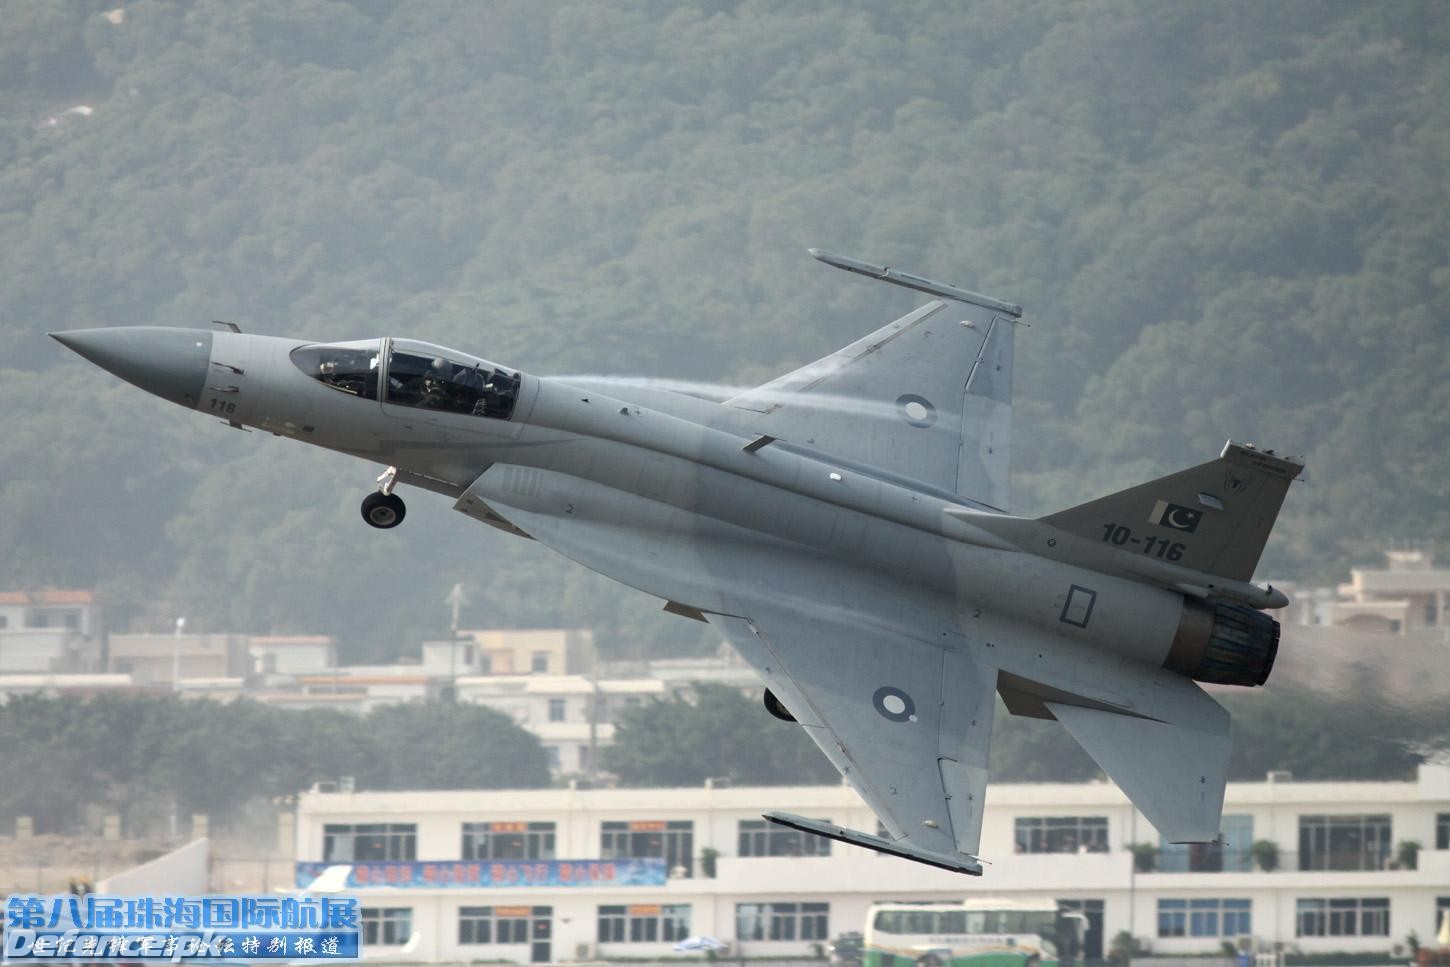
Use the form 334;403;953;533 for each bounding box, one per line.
809;248;1023;319
762;811;984;876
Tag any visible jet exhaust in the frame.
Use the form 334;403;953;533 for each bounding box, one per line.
1164;597;1281;687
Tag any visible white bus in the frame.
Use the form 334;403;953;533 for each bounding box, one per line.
863;899;1085;967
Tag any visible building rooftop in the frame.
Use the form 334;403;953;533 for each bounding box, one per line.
250;635;336;647
0;590;96;605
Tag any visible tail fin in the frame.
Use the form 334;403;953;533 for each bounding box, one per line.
1041;441;1304;582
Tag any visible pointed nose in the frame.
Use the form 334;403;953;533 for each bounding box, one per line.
50;326;214;409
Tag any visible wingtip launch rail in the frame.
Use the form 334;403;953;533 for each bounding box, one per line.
809;247;1024;319
762;811;984;876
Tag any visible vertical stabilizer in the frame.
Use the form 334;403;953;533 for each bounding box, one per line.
1041;442;1303;581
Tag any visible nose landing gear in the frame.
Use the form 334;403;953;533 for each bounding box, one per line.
362;466;407;529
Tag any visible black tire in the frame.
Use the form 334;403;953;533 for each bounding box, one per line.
361;491;406;529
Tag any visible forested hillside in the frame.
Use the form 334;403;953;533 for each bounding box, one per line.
3;1;1447;660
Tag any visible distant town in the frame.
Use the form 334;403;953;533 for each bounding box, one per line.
2;548;1447;783
4;550;1450;965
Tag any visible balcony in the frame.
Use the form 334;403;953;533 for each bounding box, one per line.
1131;846;1434;884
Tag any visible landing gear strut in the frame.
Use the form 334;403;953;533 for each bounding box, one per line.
362;466;406;529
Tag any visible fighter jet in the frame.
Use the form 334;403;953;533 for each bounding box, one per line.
52;249;1302;876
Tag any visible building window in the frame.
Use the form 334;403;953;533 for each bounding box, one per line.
531;651;549;673
735;903;828;942
0;615;7;628
1158;900;1186;938
1158;899;1251;938
738;819;830;857
462;821;556;860
545;746;560;770
361;907;412;946
597;904;691;943
1296;898;1389;937
1298;815;1392;870
1426;601;1439;626
323;823;416;862
601;820;695;876
1014;816;1109;853
548;698;566;722
1160;815;1253;872
1436;814;1449;851
459;906;531;944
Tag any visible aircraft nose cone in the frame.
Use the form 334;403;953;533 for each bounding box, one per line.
50;326;214;409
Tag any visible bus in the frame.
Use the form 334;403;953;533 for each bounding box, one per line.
863;899;1086;967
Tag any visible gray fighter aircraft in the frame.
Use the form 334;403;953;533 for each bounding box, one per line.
52;249;1302;876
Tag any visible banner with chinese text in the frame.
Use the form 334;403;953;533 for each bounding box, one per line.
295;858;666;889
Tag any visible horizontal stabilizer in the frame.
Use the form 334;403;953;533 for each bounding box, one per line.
1048;688;1230;843
763;811;982;876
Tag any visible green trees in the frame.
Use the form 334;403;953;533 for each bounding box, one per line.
0;695;548;835
603;683;839;787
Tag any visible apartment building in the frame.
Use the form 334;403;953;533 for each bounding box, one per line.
293;764;1450;963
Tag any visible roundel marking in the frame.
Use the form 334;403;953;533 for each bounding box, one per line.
896;394;937;428
873;685;917;723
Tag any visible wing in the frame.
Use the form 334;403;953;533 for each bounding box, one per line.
706;607;997;870
456;465;1231;855
725;299;1016;510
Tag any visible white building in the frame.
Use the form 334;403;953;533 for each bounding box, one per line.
108;632;251;683
1333;550;1450;634
249;635;338;675
0;672;143;703
294;765;1450;964
289;665;441;710
454;675;665;776
0;589;105;674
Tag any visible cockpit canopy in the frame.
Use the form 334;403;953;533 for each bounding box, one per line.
290;338;521;421
291;339;382;399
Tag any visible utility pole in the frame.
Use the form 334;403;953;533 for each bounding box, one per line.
445;584;467;702
171;616;186;692
587;666;601;783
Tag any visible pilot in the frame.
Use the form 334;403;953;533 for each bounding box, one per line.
423;356;453;407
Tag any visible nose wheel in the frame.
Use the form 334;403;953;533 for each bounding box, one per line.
362;465;406;529
361;492;406;529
